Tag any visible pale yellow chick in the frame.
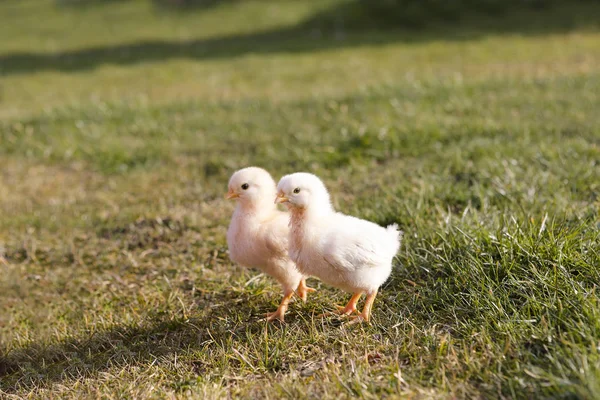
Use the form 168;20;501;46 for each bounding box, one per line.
226;167;314;322
276;173;402;324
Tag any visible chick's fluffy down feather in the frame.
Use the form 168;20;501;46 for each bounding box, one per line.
279;172;402;295
228;206;302;291
291;211;401;294
226;167;312;322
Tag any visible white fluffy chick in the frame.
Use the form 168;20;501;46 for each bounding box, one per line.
275;173;402;323
226;167;315;322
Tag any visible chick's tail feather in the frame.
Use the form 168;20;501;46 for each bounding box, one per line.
386;223;403;255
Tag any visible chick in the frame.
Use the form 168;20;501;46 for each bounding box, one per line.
275;173;402;323
226;167;315;322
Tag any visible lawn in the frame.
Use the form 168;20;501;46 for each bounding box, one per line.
1;0;600;398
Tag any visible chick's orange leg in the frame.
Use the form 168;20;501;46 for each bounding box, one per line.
296;278;316;302
348;290;377;324
266;290;294;322
337;292;362;315
318;292;362;318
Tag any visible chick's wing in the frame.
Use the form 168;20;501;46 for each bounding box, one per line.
262;211;291;260
321;214;390;272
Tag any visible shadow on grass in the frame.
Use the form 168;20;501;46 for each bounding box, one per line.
56;0;244;11
55;0;132;7
1;1;599;76
150;0;242;10
0;289;266;393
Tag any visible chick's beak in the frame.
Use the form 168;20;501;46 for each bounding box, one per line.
225;189;239;200
274;192;289;204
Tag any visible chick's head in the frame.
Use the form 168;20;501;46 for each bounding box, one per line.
276;173;333;214
227;167;277;207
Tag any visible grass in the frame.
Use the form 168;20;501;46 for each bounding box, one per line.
1;0;599;398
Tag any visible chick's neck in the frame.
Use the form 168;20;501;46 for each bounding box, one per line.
235;196;278;219
289;201;333;221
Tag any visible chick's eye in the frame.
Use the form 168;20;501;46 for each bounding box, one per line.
241;183;249;190
293;187;301;194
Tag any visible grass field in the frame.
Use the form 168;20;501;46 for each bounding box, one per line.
1;0;600;398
